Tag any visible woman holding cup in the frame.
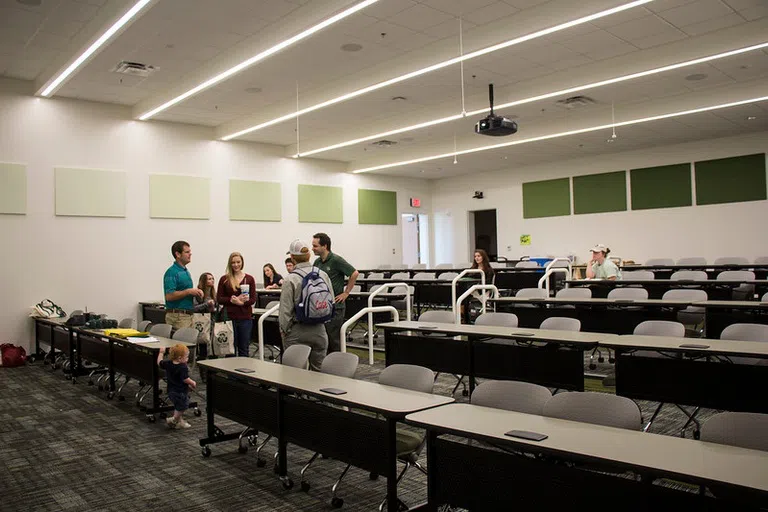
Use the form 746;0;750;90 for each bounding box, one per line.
217;252;257;356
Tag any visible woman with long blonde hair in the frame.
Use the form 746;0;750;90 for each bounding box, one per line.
216;252;257;356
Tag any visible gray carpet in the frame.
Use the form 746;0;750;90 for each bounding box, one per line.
0;339;715;512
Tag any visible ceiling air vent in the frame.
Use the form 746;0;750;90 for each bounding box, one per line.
112;61;156;77
370;140;398;147
555;95;596;110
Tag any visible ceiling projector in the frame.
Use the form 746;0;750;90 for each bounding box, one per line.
475;84;518;136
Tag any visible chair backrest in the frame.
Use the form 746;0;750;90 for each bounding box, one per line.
70;310;84;316
266;300;280;309
645;258;674;266
763;292;768;303
475;312;519;328
455;263;472;270
471;380;552;415
413;272;435;280
282;344;312;369
755;256;768;265
540;317;581;332
351;285;361;293
320;352;359;378
379;364;434;394
607;288;648;300
118;318;134;328
714;256;749;266
418;310;456;323
720;323;768;342
434;263;453;269
489;262;505;268
662;289;708;302
676;257;707;265
172;327;199;344
622;270;655;280
556;287;592;299
515;261;539;268
390;272;410;280
543;392;642;430
149;323;172;338
138;320;152;332
717;270;755;281
438;272;459;281
378;264;392;270
515;288;548;299
367;272;384;280
670;270;708;281
633;320;685;337
411;263;427;270
701;412;768;452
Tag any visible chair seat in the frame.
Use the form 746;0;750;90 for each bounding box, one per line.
396;429;423;457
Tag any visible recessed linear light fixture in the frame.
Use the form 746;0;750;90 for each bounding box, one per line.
293;42;768;158
350;95;768;174
222;0;652;141
137;0;381;121
39;0;153;97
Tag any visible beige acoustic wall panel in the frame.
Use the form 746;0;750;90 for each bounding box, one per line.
150;174;210;219
55;167;126;217
0;163;26;215
229;180;281;221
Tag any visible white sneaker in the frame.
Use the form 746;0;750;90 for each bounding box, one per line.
166;417;177;428
177;420;192;429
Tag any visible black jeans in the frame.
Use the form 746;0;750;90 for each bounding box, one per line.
324;306;345;354
232;318;253;357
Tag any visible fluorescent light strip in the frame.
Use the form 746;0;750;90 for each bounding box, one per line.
296;42;768;157
222;0;652;141
351;95;768;173
137;0;381;120
41;0;152;97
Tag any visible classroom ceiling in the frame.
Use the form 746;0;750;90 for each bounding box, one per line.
1;0;767;178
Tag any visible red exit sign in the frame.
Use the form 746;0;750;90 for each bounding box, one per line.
410;197;421;208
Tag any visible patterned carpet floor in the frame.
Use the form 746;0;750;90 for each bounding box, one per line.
0;340;715;512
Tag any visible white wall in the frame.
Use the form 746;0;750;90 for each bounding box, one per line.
432;131;768;266
0;79;430;350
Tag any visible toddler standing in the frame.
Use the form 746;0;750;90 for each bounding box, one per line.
157;343;196;429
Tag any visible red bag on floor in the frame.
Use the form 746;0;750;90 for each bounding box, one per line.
0;344;27;367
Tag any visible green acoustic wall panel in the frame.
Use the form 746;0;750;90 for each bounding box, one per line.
522;178;571;218
150;174;210;219
55;167;126;217
573;171;627;215
298;184;343;223
0;163;26;215
230;180;281;221
358;189;397;225
695;153;766;206
630;163;692;210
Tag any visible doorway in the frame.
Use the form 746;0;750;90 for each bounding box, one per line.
469;209;498;261
402;213;430;266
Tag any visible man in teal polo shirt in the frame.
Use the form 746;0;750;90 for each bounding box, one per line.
163;240;203;330
312;233;359;353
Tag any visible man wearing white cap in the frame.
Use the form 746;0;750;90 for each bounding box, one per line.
586;244;621;280
279;239;334;370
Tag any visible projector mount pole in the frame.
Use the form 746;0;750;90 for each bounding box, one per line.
488;83;495;116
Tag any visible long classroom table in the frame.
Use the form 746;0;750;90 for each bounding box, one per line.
565;279;768;299
198;357;453;512
620;263;768;280
696;300;768;338
380;321;618;392
489;296;695;334
406;404;768;511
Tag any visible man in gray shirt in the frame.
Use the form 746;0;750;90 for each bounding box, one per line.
279;239;334;370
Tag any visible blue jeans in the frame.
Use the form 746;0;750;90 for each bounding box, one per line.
232;318;253;357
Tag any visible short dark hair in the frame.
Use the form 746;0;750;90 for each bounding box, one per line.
284;257;293;265
171;240;189;259
313;232;331;252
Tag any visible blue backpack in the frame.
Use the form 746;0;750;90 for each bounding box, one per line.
294;268;335;324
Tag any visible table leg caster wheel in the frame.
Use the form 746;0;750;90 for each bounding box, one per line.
256;458;266;468
202;446;211;458
693;429;700;440
238;445;248;454
281;478;294;490
462;389;468;397
72;378;77;385
331;497;344;508
247;435;257;446
589;363;596;370
107;391;114;400
608;357;615;364
194;408;202;417
369;472;378;480
146;415;156;423
300;481;310;492
598;356;605;363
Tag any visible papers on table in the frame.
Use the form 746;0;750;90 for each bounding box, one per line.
127;336;158;343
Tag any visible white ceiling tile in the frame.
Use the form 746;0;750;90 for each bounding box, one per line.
52;0;100;23
646;0;699;13
589;7;653;29
386;4;455;31
420;17;475;39
560;30;629;55
28;31;70;51
501;0;548;8
739;5;768;20
605;14;677;40
657;0;735;27
680;11;747;35
584;41;638;61
722;0;765;10
74;0;109;6
630;28;688;49
420;0;496;17
363;0;419;20
0;6;45;31
41;20;85;39
463;1;520;25
548;55;594;71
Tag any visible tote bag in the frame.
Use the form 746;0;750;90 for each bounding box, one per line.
191;313;212;345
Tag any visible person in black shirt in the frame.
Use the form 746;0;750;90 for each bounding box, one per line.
157;344;197;429
263;263;284;289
